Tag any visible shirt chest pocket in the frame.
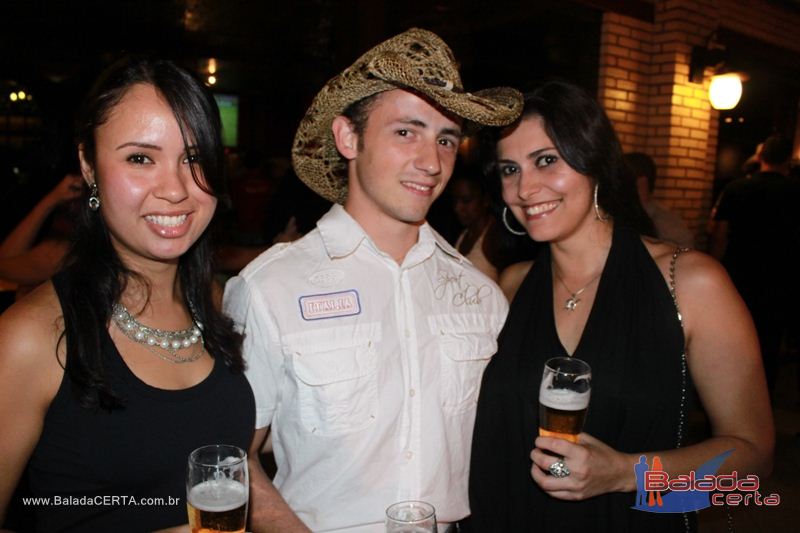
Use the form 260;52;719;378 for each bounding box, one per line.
284;322;381;436
430;314;499;414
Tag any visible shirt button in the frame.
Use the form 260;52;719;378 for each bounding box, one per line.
405;451;413;460
409;388;416;397
404;329;411;338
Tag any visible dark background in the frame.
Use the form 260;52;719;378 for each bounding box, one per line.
0;0;600;237
1;0;798;236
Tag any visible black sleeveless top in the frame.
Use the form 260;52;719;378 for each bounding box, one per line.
469;226;695;532
26;272;255;532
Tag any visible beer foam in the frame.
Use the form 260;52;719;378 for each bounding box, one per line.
188;479;247;512
539;387;590;411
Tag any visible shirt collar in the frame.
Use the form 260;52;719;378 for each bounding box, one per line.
317;204;367;259
317;204;462;263
419;223;461;261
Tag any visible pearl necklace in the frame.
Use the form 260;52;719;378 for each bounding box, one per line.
112;303;204;364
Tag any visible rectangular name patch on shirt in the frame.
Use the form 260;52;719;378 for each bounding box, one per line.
299;290;361;321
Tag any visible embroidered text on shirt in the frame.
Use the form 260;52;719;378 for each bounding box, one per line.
433;270;491;307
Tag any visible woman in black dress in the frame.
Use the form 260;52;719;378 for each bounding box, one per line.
468;81;773;532
0;58;254;532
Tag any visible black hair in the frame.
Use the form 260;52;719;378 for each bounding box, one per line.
623;152;657;193
481;80;655;237
760;134;792;167
64;57;244;410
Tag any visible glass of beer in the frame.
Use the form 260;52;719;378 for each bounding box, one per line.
385;500;437;532
186;444;249;533
538;356;591;443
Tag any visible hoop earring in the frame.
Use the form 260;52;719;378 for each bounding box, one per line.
502;206;527;236
593;183;607;222
88;182;101;211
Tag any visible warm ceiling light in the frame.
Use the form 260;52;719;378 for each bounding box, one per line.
708;73;742;110
208;58;217;75
17;90;26;99
10;92;18;102
207;75;217;85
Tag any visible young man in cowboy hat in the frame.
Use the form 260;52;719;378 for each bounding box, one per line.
224;28;522;532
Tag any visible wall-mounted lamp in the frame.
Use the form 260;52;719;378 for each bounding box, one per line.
708;73;743;110
689;34;745;110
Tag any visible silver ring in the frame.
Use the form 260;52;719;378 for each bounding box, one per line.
549;458;570;478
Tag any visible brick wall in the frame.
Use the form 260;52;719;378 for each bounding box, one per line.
597;0;800;248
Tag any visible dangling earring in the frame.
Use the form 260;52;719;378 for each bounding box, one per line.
88;182;101;211
502;206;527;236
593;183;607;222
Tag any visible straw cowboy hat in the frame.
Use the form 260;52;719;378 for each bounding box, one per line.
292;27;524;203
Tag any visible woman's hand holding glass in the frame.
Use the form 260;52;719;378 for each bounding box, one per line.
533;356;633;500
530;432;635;500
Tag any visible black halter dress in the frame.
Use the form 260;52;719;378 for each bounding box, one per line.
469;226;694;532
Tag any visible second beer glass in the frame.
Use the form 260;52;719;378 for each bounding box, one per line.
385;500;437;532
538;356;591;443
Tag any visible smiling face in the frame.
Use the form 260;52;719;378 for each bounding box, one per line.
496;115;596;243
339;89;463;232
79;83;217;271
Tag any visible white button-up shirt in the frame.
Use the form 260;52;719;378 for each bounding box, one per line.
224;205;507;532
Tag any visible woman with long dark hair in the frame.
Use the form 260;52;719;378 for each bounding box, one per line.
468;80;773;532
0;58;254;532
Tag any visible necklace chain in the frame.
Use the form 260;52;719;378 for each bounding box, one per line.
112;303;205;364
553;269;602;312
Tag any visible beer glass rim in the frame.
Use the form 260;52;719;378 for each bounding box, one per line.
386;500;436;522
545;356;591;376
189;444;247;468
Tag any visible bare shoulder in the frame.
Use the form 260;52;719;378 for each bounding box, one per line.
499;260;534;303
641;237;726;289
0;281;65;381
0;283;66;501
641;237;741;335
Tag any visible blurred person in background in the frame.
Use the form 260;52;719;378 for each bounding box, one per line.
708;134;799;395
450;167;504;281
0;173;82;302
624;152;694;248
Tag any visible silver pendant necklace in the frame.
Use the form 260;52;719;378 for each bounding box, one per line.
112;303;204;364
553;269;602;312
